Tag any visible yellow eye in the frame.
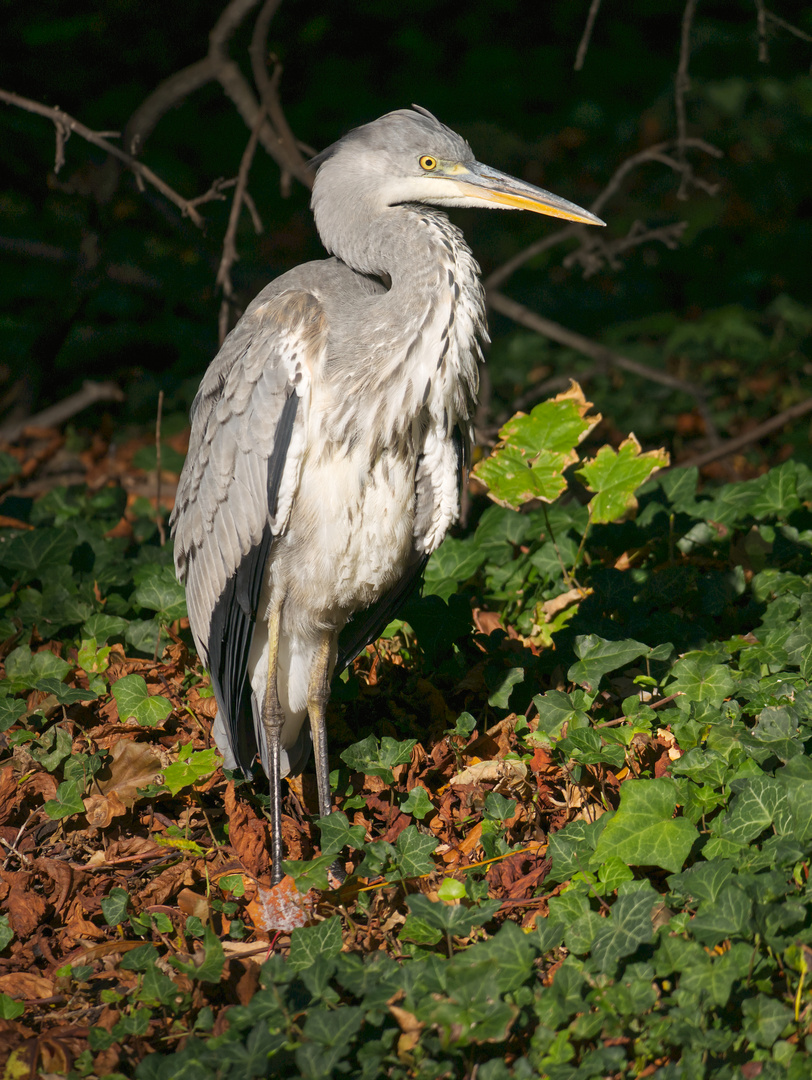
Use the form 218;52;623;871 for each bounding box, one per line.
419;155;437;171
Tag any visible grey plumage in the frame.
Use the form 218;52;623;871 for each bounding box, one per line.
171;106;603;883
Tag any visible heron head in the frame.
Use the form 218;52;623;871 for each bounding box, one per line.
311;105;604;228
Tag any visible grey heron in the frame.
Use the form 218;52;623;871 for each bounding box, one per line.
171;106;603;884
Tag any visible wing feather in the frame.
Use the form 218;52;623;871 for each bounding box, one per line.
336;425;466;674
172;288;326;774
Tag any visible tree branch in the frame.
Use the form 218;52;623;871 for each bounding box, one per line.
676;394;812;470
564;219;688;278
0;381;124;443
487;290;720;441
123;0;312;190
250;0;314;191
675;0;699;197
216;108;267;344
0;88;206;228
484;137;721;293
574;0;605;70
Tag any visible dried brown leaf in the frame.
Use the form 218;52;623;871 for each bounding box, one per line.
96;740;163;804
223;781;271;879
246;877;315;932
0;972;55;999
83;791;128;828
0;766;19;825
4;872;48;938
177;888;209;923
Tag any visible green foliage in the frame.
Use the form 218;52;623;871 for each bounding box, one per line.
128;442;812;1078
3;4;812;1073
162;743;219;795
112;674;172;727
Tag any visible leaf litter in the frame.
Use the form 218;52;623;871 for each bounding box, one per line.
1;395;812;1076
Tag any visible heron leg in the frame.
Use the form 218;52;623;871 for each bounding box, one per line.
307;632;334;822
262;600;286;885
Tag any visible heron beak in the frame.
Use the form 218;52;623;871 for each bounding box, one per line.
452;162;605;226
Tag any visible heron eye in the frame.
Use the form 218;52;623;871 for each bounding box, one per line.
419;156;437;171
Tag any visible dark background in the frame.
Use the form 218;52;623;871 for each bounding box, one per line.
2;0;810;464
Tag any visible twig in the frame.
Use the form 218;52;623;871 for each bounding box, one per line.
484;138;721;293
216;108;267;344
765;9;812;46
675;0;699;198
574;0;605;70
249;0;314;191
755;0;769;62
564;219;688;278
124;0;311;190
487;290;720;441
155;389;166;546
675;394;812;471
0;380;124;443
0;88;206;228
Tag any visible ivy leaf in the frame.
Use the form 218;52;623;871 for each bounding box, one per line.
170;925;225;984
720;776;786;844
472;383;601;510
0;993;24;1020
1;527;75;579
4;646;71;692
315;812;367;857
741;994;794;1047
400;785;434;820
289;916;343;972
0;914;13;952
112;674;172;728
0;698;26;732
162;746;219;795
133;565;187;621
486;665;524;708
473;444;573;510
43;779;86;820
567;635;649;692
388;826;438;880
590;883;657;971
101;887;130;926
592;778;698;874
406;894;502;936
668;651;736;712
340;734;416;783
35;678;98;705
690;885;752;946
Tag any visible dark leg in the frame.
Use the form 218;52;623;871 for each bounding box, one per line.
261;601;285;885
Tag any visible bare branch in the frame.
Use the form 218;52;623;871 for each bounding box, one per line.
250;0;314;190
242;190;264;233
487;290;720;441
124;58;217;155
216;108;267;344
484;137;721;293
676;394;812;470
186;176;236;210
765;8;812;46
574;0;605;70
0;88;206;228
0;381;124;443
122;0;312;190
675;0;699;197
564;219;688;278
755;0;769;62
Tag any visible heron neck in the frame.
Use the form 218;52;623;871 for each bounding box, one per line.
316;202;486;453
